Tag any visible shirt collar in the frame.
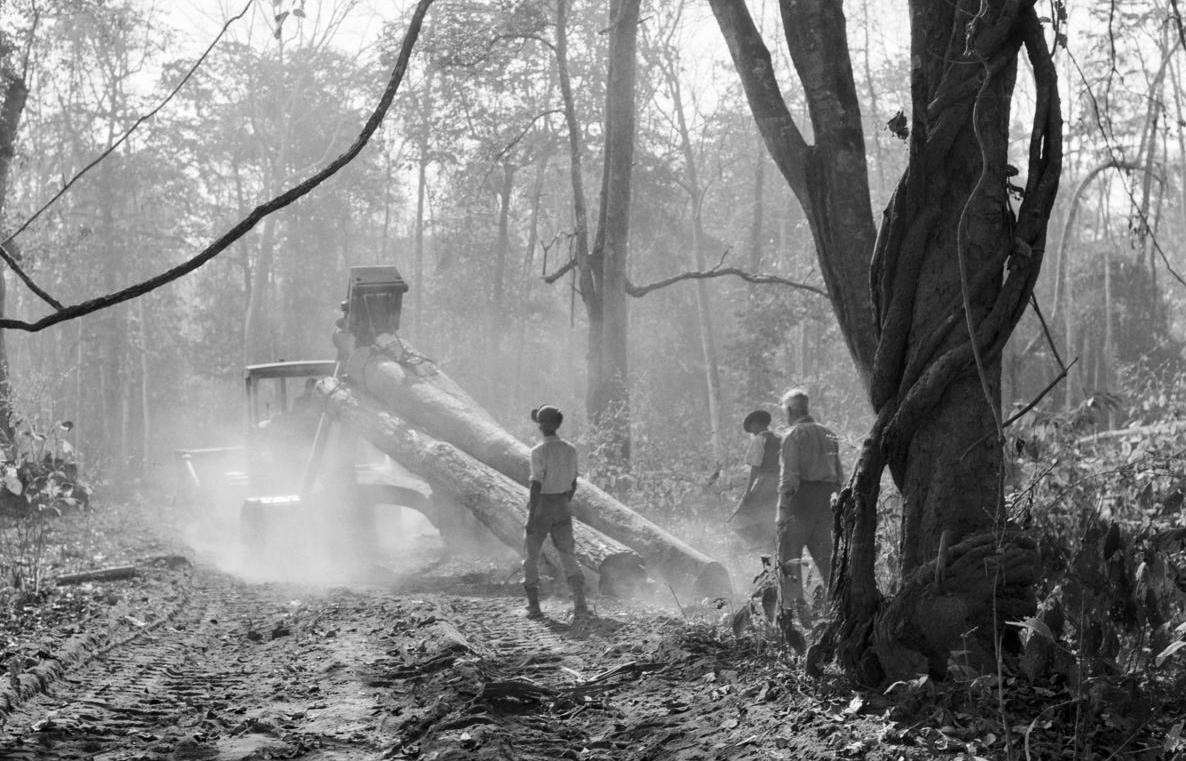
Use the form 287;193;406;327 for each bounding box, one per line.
543;434;560;442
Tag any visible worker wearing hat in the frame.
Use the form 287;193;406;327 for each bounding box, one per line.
728;409;781;550
523;404;588;620
777;388;843;634
332;301;355;363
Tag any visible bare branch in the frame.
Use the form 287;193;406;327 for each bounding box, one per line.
542;258;576;284
492;108;564;163
0;0;435;332
0;0;255;312
625;267;827;298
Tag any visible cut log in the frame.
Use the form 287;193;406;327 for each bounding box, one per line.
56;566;136;585
1074;420;1186;446
341;342;732;598
316;379;646;596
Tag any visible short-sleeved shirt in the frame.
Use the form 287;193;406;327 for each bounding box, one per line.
529;435;579;495
779;416;843;492
745;430;781;471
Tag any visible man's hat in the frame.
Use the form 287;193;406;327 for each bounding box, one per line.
743;409;771;431
531;405;563;427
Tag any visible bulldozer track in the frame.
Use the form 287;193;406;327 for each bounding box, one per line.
444;596;582;671
0;569;402;760
0;577;193;724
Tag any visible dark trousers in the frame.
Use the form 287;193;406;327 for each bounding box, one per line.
523;493;581;586
777;480;838;606
732;472;779;550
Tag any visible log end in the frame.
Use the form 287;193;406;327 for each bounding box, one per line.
598;553;648;598
691;562;733;600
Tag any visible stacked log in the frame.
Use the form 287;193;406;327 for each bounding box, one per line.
316;378;646;596
341;343;732;598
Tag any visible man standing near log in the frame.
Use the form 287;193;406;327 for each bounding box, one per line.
523;405;589;620
777;389;843;633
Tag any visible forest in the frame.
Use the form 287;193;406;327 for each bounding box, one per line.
0;0;1183;758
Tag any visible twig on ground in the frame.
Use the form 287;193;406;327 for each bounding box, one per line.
667;583;687;620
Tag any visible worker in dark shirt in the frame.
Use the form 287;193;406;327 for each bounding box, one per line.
777;389;843;631
729;410;781;551
523;405;588;620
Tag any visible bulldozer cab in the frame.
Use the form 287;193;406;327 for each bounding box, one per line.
244;360;336;494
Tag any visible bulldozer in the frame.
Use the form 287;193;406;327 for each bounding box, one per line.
176;266;442;570
237;266;436;561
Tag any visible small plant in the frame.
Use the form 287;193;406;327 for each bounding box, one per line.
0;418;90;597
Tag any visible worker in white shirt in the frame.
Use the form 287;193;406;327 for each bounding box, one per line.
522;405;588;620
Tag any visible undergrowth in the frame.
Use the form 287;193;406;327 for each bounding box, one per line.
0;416;91;598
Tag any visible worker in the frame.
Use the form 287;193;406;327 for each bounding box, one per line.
291;378;318;416
332;301;355;362
522;404;588;620
777;388;843;632
728;410;781;551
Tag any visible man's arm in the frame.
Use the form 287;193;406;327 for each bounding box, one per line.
566;445;581;497
744;435;765;468
779;430;801;496
743;466;759;497
528;447;545;513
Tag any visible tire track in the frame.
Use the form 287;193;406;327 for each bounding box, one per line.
0;569;406;760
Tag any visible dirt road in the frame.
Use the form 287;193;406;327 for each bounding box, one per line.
0;553;943;761
1;566;417;759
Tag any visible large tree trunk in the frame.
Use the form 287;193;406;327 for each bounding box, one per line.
316;378;647;595
711;0;1061;683
582;0;640;468
412;77;431;338
341;343;731;597
824;2;1061;683
0;66;27;445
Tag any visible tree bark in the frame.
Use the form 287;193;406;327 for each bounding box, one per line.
581;0;641;468
317;377;647;595
493;160;515;320
0;66;27;445
749;131;765;271
412;70;433;337
341;342;731;597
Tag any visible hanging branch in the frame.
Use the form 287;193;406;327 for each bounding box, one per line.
625;268;826;297
0;0;256;312
543;249;827;296
0;0;435;333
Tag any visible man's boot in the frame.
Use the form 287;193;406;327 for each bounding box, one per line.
524;584;543;619
569;575;590;619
